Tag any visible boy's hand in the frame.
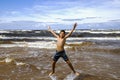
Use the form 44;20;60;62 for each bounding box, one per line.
48;26;58;38
48;26;51;31
73;23;77;30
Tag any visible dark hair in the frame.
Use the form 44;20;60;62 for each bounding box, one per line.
60;30;65;34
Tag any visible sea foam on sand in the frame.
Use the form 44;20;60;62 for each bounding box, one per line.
0;41;84;49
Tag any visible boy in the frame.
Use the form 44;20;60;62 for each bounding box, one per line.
48;23;79;76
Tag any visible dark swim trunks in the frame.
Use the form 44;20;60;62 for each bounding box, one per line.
53;50;69;61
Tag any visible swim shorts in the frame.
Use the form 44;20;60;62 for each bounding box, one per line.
53;50;69;61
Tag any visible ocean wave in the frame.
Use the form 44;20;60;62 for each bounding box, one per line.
0;41;94;49
0;37;120;42
0;41;56;49
0;37;120;49
0;30;120;38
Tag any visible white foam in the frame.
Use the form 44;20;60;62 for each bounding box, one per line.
0;30;10;33
0;41;84;49
49;75;57;80
74;30;120;34
1;57;27;66
27;41;56;49
0;41;56;48
0;36;56;40
16;62;26;66
64;73;76;80
67;37;120;41
5;57;14;63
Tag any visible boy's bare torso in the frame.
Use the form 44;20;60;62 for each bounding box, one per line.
56;37;66;51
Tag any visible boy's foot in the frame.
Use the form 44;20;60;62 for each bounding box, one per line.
75;72;80;76
49;72;54;76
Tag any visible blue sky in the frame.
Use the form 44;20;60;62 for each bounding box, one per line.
0;0;120;30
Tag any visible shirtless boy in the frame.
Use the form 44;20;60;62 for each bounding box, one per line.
48;23;79;76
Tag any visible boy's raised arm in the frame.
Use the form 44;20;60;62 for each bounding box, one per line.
48;26;59;38
65;23;77;38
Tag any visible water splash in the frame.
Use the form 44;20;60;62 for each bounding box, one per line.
15;62;26;66
0;56;15;64
49;75;57;80
4;57;14;63
0;57;26;66
64;73;76;80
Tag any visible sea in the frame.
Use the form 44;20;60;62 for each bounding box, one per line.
0;29;120;80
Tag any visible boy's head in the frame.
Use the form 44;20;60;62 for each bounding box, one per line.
59;30;65;38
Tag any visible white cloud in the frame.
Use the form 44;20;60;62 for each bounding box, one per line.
10;11;20;15
26;0;120;24
0;0;120;25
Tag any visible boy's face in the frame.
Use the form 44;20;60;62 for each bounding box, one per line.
59;32;65;38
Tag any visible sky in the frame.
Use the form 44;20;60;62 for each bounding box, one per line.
0;0;120;30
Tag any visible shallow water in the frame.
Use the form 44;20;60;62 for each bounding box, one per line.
0;40;120;80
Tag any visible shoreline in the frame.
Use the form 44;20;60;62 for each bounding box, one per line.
0;30;120;80
0;40;120;80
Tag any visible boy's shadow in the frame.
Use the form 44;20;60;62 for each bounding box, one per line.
74;73;93;80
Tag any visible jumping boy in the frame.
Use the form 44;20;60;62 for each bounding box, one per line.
48;23;79;76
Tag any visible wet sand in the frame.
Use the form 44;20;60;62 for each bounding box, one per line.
0;41;120;80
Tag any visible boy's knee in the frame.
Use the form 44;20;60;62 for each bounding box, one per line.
52;61;57;64
66;60;71;64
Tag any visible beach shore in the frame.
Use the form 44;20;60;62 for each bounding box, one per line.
0;40;120;80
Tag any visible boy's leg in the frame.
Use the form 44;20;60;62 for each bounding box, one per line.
62;51;76;73
62;51;80;75
66;60;76;73
49;51;60;76
66;60;80;76
49;60;56;76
